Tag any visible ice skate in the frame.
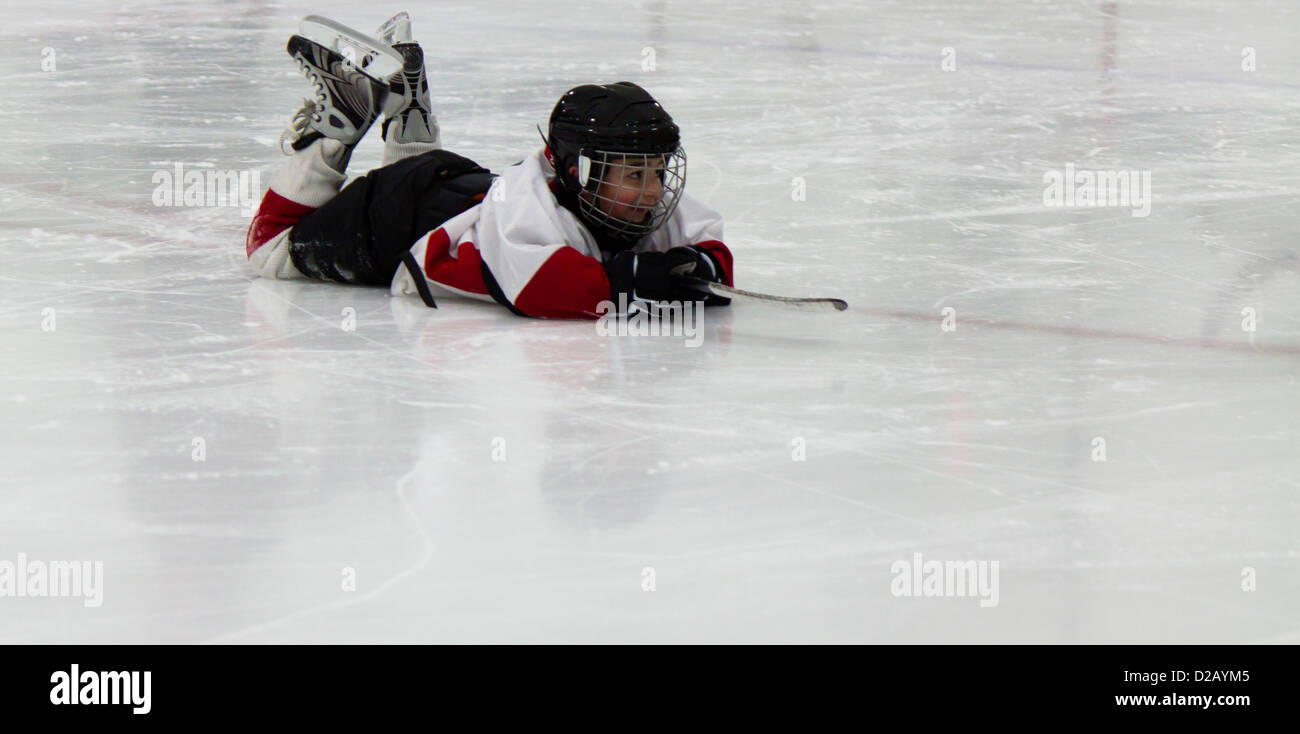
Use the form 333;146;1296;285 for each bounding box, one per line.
277;16;403;157
375;12;439;147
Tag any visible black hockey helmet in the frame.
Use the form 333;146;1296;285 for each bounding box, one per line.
545;82;686;245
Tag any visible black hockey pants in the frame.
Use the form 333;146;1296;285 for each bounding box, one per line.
288;149;494;285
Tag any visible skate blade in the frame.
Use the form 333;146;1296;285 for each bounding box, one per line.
298;14;404;81
374;12;412;45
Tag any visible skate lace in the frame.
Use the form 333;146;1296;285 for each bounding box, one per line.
278;100;316;155
277;59;330;156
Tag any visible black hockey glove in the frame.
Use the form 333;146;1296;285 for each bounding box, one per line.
605;246;726;305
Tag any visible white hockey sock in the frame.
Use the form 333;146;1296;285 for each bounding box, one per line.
271;138;350;207
382;116;441;166
248;228;305;280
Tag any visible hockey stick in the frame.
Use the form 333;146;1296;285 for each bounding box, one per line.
675;276;848;313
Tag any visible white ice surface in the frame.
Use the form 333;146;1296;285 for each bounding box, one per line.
1;0;1298;643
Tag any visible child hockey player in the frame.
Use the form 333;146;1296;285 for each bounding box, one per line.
245;12;734;319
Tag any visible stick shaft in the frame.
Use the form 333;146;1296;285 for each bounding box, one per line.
676;277;848;312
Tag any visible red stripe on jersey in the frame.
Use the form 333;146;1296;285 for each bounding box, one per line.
245;190;316;257
512;247;611;320
692;240;735;286
422;228;489;295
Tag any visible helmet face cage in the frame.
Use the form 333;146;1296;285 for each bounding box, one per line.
574;146;686;242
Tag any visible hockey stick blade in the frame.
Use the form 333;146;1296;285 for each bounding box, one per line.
676;277;848;312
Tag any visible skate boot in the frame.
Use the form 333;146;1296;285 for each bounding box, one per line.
375;12;440;148
277;15;404;160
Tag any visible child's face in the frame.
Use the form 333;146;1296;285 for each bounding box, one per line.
572;156;665;223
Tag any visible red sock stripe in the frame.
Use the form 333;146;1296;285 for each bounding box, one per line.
245;190;318;257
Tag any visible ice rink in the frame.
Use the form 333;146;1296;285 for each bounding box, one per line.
2;0;1297;643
